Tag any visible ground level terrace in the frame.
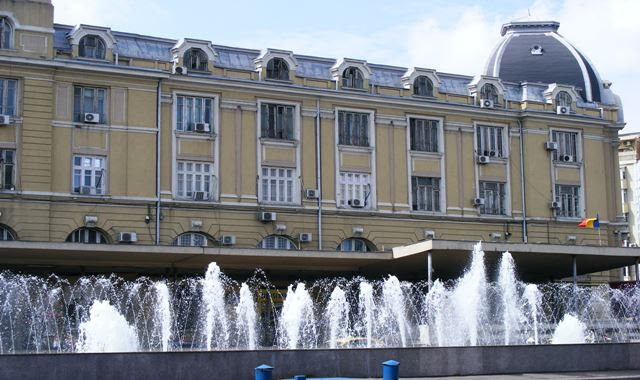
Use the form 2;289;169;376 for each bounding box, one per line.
0;240;638;283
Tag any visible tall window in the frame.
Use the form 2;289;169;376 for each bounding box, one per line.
556;185;580;218
0;225;14;241
78;35;106;60
342;67;363;89
66;228;108;244
0;149;15;190
0;18;12;49
172;232;210;247
261;167;295;203
73;155;105;195
261;103;294;140
176;161;215;200
412;177;440;212
338;238;372;252
410;118;439;152
552;131;578;162
74;86;106;123
556;91;572;107
266;58;289;80
338;172;371;208
184;48;208;71
338;111;369;147
176;95;213;132
476;125;504;157
413;76;433;97
479;181;506;215
0;78;17;116
480;83;499;104
258;235;296;250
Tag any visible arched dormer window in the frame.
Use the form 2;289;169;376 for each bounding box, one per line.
172;232;212;247
258;235;297;250
0;224;15;241
79;35;106;60
266;57;289;81
480;83;499;104
184;48;208;71
413;76;434;97
342;67;364;89
337;238;374;252
0;18;12;49
66;227;109;244
556;91;572;107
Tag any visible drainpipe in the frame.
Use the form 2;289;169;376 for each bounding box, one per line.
155;79;162;245
518;119;528;243
316;98;323;250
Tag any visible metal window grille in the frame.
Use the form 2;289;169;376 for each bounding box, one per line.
338;238;370;252
261;167;294;203
555;185;580;218
338;111;369;146
176;95;213;132
0;78;17;116
73;86;106;123
342;67;363;89
480;83;499;104
555;91;572;107
72;155;105;195
476;125;504;157
412;176;440;212
0;18;12;49
410;118;439;152
258;235;296;250
0;226;14;241
172;232;208;247
184;49;208;71
176;161;214;199
338;172;371;208
413;76;433;97
0;149;15;189
479;181;506;215
66;228;107;244
552;131;578;162
261;103;294;140
266;58;289;80
79;35;106;60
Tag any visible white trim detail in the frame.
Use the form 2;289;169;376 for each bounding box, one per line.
67;24;117;49
171;38;217;63
330;58;372;81
401;67;441;92
543;83;580;105
254;48;298;74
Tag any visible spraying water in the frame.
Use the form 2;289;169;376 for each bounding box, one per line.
451;242;487;346
279;283;316;349
381;276;408;347
523;284;541;344
153;282;172;352
552;314;586;344
357;281;375;347
326;286;350;348
201;263;230;349
235;283;257;350
498;251;523;345
77;300;139;353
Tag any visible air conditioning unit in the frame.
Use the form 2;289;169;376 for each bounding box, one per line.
118;232;137;243
195;123;210;133
304;189;319;199
560;154;573;162
299;233;312;242
348;199;364;208
0;115;10;125
84;215;98;227
193;191;210;201
480;99;494;108
221;235;236;245
557;106;570;115
172;65;187;75
80;186;94;195
544;141;558;151
477;155;490;164
490;232;502;240
84;113;100;124
473;197;485;206
550;200;561;210
260;212;277;222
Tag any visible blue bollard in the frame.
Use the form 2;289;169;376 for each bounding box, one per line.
293;376;306;380
255;364;273;380
382;360;399;380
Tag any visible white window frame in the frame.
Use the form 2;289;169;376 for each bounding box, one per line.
259;102;296;141
0;77;17;116
475;124;507;158
411;176;441;212
0;225;14;241
67;228;108;244
0;17;13;50
552;130;580;163
338;238;372;252
549;127;584;220
337;171;372;209
260;166;296;204
175;94;215;133
478;181;506;215
73;85;107;124
555;184;581;218
72;155;106;195
175;160;216;201
0;148;15;190
173;232;209;247
258;235;297;250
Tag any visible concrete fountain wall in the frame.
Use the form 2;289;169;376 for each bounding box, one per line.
1;343;639;380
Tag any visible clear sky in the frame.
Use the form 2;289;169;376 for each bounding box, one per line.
52;0;640;133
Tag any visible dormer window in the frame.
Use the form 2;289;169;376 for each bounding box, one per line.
266;57;289;80
342;67;364;89
480;83;499;104
556;91;572;107
0;18;12;49
79;35;106;60
184;48;208;71
413;76;434;97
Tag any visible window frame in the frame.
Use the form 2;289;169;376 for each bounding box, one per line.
175;160;216;201
555;184;582;219
172;232;211;247
411;176;441;212
259;166;296;205
0;77;17;116
342;66;364;89
475;123;508;158
0;17;13;50
184;48;209;72
72;155;107;195
258;235;297;250
413;76;434;97
555;91;573;108
480;83;500;104
337;110;371;147
478;181;507;216
337;171;372;209
266;57;290;81
0;225;15;241
66;228;109;244
0;148;16;190
73;85;108;124
78;35;106;60
551;129;581;163
337;238;373;252
175;94;215;134
409;117;440;153
259;102;296;141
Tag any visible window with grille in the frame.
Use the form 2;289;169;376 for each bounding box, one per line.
555;185;580;218
413;76;433;97
412;176;440;212
258;235;296;250
0;18;12;49
410;118;439;152
476;125;504;157
338;238;371;252
338;111;369;147
176;161;214;200
480;83;499;104
79;35;106;60
261;103;295;140
266;58;289;80
0;149;15;190
172;232;209;247
0;225;14;241
73;155;105;195
555;91;572;107
261;167;295;203
66;228;108;244
479;181;506;215
74;86;106;123
176;95;213;132
342;67;363;89
338;172;371;208
0;78;17;116
552;131;578;162
184;48;208;71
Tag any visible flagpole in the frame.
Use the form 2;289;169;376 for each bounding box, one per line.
598;228;601;246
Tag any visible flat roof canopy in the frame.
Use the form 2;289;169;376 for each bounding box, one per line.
0;240;638;282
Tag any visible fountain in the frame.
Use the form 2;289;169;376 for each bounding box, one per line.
77;300;139;353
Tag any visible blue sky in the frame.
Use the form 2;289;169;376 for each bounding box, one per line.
53;0;640;132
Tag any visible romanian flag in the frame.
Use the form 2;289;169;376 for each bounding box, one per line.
578;214;600;229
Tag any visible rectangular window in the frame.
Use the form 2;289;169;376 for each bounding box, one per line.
176;160;214;199
412;176;440;212
338;172;372;208
410;118;439;152
0;149;15;190
261;103;295;140
479;181;506;215
72;155;105;195
261;167;295;203
476;125;504;158
176;95;213;132
622;189;628;204
0;78;17;116
73;86;107;123
338;111;369;147
555;185;580;218
552;131;578;162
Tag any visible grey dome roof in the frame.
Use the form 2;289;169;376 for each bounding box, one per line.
484;21;604;103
